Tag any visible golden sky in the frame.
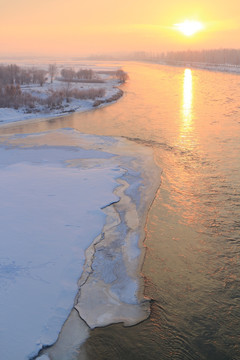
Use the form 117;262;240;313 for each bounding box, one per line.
1;0;240;56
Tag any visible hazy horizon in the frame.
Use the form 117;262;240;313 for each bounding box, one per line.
1;0;240;57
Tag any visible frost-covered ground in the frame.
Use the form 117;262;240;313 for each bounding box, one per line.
0;62;123;125
0;129;160;360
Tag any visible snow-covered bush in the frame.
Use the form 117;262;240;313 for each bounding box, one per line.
68;87;105;99
0;84;37;109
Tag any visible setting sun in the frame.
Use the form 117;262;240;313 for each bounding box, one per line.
174;20;204;36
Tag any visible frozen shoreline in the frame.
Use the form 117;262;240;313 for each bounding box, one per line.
0;87;123;125
0;129;160;360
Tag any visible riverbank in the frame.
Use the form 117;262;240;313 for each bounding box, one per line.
0;63;126;126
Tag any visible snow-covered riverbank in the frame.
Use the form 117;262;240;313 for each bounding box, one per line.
0;74;123;125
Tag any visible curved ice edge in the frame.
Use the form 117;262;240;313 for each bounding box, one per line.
73;173;152;329
72;139;162;329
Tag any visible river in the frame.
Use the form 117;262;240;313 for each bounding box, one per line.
1;62;240;360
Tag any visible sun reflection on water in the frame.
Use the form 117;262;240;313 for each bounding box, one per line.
180;69;194;147
183;69;192;118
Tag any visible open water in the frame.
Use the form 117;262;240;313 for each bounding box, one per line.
1;62;240;360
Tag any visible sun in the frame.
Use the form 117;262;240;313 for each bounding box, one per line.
174;20;204;36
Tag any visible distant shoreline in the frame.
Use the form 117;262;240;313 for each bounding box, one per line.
143;60;240;74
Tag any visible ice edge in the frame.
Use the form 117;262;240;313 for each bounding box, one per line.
73;152;161;329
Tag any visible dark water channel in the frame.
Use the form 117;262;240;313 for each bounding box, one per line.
1;62;240;360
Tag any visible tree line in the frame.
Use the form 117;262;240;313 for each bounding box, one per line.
0;63;127;111
129;49;240;67
60;68;97;82
0;64;49;86
161;49;240;66
59;67;128;83
0;63;106;110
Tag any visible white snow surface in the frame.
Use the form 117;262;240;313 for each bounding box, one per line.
0;129;160;360
0;130;123;359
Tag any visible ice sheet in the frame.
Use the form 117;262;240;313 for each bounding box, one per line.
0;129;161;360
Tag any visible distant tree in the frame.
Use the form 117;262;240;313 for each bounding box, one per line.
63;81;72;103
48;64;57;83
76;68;95;80
164;48;240;66
61;68;75;82
0;64;20;85
37;70;47;86
8;64;20;84
115;69;129;83
32;69;47;86
19;69;31;85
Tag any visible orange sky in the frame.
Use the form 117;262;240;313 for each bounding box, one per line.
0;0;240;56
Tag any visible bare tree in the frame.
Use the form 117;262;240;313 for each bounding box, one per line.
115;69;129;83
63;82;72;103
76;68;95;80
48;64;57;83
61;68;75;82
32;69;47;86
37;70;47;86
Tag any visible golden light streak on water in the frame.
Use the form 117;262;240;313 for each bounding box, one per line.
183;69;192;119
179;68;194;148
